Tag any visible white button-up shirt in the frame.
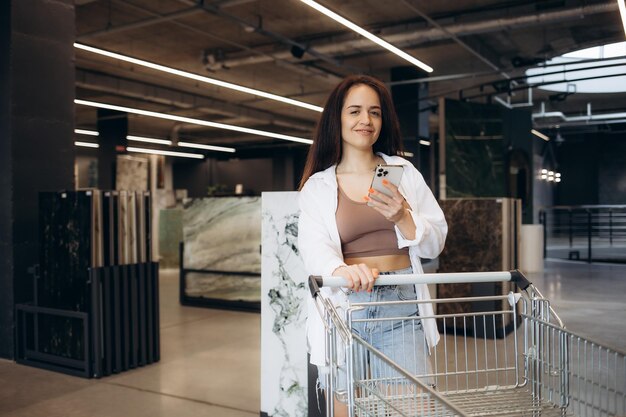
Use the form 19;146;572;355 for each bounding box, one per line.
298;153;448;366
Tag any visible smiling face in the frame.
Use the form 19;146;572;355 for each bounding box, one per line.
340;84;382;153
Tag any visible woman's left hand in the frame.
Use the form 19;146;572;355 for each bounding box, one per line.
365;180;409;224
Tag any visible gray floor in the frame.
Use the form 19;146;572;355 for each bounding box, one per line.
0;260;624;416
527;259;626;352
0;270;260;417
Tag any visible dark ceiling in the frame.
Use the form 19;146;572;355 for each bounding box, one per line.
74;0;626;153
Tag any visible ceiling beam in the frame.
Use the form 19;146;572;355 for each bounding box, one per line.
399;0;509;78
79;0;342;84
77;6;203;40
174;0;364;73
213;2;618;69
75;68;315;132
77;0;260;40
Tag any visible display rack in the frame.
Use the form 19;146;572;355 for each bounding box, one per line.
179;242;260;312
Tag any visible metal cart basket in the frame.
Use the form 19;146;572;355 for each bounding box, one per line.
309;271;626;417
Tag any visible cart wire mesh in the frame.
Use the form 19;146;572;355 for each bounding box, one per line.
311;272;626;417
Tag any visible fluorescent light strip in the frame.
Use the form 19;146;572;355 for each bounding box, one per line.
127;135;173;145
127;146;204;159
419;140;431;146
619;0;626;37
74;43;323;113
531;129;550;141
75;141;99;148
75;99;314;145
178;141;236;153
300;0;433;73
75;128;99;136
399;151;414;157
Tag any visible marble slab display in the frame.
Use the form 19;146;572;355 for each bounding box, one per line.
117;191;129;265
39;191;94;310
182;197;261;301
38;191;94;360
91;190;104;268
35;189;154;362
184;273;260;301
145;192;152;263
158;208;183;269
38;189;153;298
439;199;505;274
437;198;521;335
116;155;149;191
154;189;176;211
261;192;308;417
102;192;116;266
128;191;138;264
137;192;147;263
444;99;506;198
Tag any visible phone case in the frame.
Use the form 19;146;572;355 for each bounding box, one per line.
370;165;404;197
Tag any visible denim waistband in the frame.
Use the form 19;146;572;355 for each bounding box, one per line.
343;266;414;296
379;266;413;276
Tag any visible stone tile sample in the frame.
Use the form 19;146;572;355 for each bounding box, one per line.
38;191;94;360
437;198;521;336
38;191;94;310
182;197;261;301
116;155;148;191
260;192;308;417
444;99;505;198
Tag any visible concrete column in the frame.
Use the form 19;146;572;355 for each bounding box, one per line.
97;109;128;190
272;152;295;191
0;0;75;359
390;67;430;182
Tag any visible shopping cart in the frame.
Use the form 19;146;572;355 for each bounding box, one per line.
309;271;626;417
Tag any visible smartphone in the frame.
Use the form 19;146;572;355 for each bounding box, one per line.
370;164;404;198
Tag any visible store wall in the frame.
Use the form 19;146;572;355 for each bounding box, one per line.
554;131;626;205
173;150;305;197
214;158;274;194
598;136;626;204
172;159;212;198
554;137;599;205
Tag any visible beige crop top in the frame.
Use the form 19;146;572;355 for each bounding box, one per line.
336;186;409;258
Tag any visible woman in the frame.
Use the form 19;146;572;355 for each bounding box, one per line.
298;74;447;416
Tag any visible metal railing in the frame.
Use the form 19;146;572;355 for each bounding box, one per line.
539;205;626;263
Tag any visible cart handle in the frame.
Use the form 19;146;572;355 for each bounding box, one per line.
309;270;531;298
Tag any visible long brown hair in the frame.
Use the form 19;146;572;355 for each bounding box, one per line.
299;74;404;189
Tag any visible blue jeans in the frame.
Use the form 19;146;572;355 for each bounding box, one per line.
320;267;433;393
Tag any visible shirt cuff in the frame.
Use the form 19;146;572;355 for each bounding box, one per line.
395;208;428;248
324;260;347;278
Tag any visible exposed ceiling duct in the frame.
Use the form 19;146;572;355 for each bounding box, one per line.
213;2;618;70
174;0;364;73
533;102;626;128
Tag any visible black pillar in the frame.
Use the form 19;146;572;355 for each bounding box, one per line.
0;0;75;359
390;67;430;180
96;109;128;190
272;151;295;191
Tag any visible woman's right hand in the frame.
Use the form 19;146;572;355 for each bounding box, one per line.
333;264;379;292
